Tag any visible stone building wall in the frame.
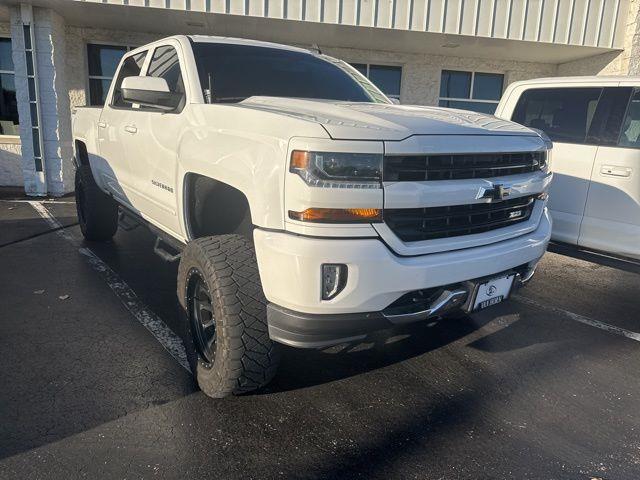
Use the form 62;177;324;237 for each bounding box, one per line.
322;46;558;106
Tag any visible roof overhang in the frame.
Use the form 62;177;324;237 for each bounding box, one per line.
0;1;622;64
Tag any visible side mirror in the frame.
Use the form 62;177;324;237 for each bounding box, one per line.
389;97;401;105
121;76;182;111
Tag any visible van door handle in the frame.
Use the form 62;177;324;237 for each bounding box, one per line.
601;165;632;177
98;121;107;128
124;125;137;134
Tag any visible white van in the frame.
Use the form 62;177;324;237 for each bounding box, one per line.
496;77;640;261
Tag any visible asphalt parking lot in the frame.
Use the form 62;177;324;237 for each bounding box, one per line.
2;197;640;480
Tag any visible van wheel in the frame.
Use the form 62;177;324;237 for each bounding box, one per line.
177;234;280;398
74;165;118;241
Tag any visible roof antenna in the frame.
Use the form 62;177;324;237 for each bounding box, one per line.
204;73;214;103
310;43;322;54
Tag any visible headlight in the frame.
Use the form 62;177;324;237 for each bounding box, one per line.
290;150;382;188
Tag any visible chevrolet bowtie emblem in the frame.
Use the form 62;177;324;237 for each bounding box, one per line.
480;184;511;201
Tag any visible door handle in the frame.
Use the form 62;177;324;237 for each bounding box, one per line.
601;165;632;178
124;125;137;134
98;121;107;128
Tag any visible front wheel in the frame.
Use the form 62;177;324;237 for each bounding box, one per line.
177;234;280;398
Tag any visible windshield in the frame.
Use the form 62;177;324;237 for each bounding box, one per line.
191;42;390;104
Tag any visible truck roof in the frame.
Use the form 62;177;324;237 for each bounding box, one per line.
187;35;312;54
509;75;640;86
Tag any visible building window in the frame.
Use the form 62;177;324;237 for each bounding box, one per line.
87;44;137;106
439;70;504;114
351;63;401;100
0;38;19;136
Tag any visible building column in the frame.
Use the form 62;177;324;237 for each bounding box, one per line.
10;4;73;196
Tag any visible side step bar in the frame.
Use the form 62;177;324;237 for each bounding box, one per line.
153;237;181;262
118;210;139;232
117;206;185;263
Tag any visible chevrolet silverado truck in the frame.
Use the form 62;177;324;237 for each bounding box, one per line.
72;35;553;398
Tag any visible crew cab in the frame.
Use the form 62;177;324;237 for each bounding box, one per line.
72;35;552;398
496;76;640;261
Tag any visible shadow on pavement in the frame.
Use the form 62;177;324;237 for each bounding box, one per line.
262;313;491;394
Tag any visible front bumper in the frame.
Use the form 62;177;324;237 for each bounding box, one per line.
254;206;551;347
267;267;535;348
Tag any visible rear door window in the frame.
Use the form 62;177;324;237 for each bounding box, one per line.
586;87;632;145
618;89;640;148
512;87;602;144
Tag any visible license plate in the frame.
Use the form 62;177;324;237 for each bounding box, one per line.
472;274;515;311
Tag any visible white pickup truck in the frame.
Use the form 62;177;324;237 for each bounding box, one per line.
72;35;553;398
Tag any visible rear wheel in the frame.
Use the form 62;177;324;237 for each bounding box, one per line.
75;165;118;241
177;234;280;398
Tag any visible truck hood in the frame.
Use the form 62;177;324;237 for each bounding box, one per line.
238;97;537;141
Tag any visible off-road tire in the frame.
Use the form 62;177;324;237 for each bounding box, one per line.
74;165;118;241
177;234;280;398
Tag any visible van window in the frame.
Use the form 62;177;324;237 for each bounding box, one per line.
512;87;602;144
111;51;147;108
586;87;632;145
619;89;640;148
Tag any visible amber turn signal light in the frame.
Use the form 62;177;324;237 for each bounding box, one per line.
288;208;383;223
290;150;310;170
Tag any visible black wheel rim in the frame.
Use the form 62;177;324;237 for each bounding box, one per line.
187;270;216;366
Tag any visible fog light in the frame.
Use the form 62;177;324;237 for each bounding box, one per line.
322;264;348;300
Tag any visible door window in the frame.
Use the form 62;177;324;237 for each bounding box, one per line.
512;87;602;144
110;51;147;108
144;45;185;112
618;89;640;148
586;87;632;145
147;46;184;94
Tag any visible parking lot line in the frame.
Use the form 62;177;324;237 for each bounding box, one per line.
513;293;640;342
27;200;191;372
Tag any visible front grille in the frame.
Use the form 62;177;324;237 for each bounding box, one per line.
384;195;537;242
384;152;546;182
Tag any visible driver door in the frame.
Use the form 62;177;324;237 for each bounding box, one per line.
95;50;148;206
120;42;187;238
